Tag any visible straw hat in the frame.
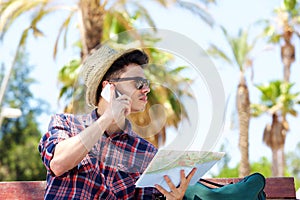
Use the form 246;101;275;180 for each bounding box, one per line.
81;45;144;107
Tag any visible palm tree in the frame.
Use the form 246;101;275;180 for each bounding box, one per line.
0;0;215;61
261;0;300;82
0;0;215;147
251;80;300;176
208;27;258;177
258;0;300;175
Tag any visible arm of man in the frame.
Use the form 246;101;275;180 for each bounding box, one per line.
50;115;111;176
49;86;129;176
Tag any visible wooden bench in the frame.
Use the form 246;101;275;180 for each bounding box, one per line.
204;177;297;199
0;177;297;199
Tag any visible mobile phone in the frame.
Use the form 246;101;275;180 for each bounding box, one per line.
101;83;111;102
101;84;122;102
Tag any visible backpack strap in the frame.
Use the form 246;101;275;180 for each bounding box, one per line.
199;178;229;188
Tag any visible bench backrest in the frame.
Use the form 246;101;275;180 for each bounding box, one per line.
0;181;45;200
0;177;296;199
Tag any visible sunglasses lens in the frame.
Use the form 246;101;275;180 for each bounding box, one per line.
136;79;149;90
136;80;144;90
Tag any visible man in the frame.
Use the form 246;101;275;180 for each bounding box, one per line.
38;45;196;199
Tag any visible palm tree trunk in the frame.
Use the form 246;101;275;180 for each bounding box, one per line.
278;146;285;176
283;64;291;82
272;146;285;176
278;30;294;173
281;41;295;82
78;0;104;58
272;148;279;176
237;74;250;177
267;113;286;176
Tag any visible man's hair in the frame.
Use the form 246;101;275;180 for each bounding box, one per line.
95;50;149;104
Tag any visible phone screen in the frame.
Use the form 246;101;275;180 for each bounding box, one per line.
101;84;111;102
101;84;122;102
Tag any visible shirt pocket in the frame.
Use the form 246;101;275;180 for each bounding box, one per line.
110;170;138;197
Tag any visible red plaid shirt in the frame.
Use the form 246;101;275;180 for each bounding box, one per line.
38;109;160;199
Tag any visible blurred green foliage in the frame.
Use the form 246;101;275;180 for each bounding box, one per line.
212;144;300;190
0;49;48;181
286;142;300;189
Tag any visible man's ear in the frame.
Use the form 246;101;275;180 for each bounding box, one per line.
102;80;109;89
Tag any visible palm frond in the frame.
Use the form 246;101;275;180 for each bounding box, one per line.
28;7;52;38
288;109;297;117
219;25;230;43
196;0;216;4
169;66;187;74
175;0;214;27
18;27;30;47
254;80;300;118
236;29;250;70
152;0;170;7
133;2;157;31
251;103;268;117
283;0;297;11
53;9;76;59
0;0;49;38
207;44;233;65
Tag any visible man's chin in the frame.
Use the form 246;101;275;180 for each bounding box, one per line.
131;106;146;113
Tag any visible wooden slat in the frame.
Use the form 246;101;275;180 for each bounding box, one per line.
0;177;296;199
265;177;296;199
0;181;46;200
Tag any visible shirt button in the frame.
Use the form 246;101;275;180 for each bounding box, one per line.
121;135;128;140
117;164;124;170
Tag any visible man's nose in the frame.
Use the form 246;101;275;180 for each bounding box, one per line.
141;85;150;94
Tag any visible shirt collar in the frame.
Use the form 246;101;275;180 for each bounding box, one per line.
91;108;99;121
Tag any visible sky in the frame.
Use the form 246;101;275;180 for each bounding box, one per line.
1;0;300;172
140;0;300;169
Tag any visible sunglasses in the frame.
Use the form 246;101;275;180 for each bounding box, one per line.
109;77;150;90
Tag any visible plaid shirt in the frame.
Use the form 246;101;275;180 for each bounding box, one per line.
38;109;160;199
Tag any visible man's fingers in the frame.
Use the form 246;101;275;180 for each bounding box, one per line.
164;175;178;192
180;169;186;180
117;95;132;115
109;84;116;100
179;168;197;187
155;184;168;194
120;101;131;116
155;169;198;200
186;168;197;182
155;184;173;199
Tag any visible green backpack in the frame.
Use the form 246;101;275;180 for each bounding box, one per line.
184;173;266;200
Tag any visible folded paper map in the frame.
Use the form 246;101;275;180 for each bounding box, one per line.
135;150;225;192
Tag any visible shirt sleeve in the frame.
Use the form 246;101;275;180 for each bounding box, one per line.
38;114;73;174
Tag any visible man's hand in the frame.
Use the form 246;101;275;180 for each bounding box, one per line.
155;168;197;200
102;85;131;125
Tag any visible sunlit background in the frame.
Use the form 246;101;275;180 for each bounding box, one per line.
1;0;300;195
